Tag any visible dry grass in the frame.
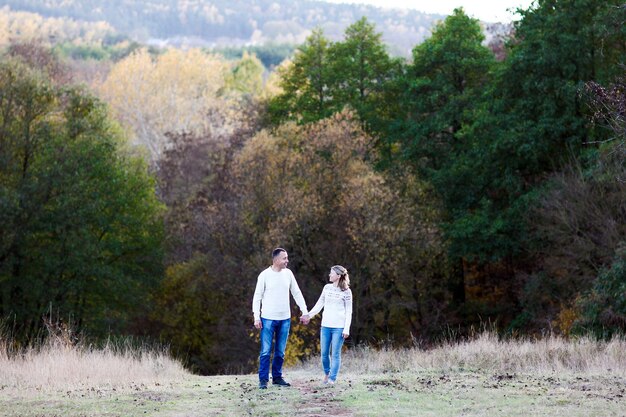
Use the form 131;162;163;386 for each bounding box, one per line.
299;331;626;376
292;332;626;417
0;335;188;392
0;331;625;416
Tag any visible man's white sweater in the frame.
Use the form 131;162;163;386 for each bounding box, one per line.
252;267;308;321
308;284;353;334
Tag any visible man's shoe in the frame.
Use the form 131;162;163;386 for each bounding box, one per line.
259;380;268;389
272;377;291;387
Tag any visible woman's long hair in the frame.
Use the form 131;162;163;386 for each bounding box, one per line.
332;265;350;291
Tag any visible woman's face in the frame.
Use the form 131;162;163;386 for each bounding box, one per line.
329;269;340;283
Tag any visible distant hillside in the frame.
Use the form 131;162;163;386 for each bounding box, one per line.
0;6;117;44
1;0;445;56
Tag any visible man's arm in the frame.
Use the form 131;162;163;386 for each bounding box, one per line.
288;271;309;319
252;272;265;328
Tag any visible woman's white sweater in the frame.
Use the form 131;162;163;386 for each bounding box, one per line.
308;283;353;334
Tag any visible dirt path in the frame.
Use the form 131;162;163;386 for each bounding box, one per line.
290;377;354;417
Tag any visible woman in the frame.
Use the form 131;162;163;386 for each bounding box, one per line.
307;265;353;385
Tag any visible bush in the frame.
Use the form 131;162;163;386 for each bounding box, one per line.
574;252;626;338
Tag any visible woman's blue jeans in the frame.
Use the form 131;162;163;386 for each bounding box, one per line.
320;326;345;381
259;318;290;382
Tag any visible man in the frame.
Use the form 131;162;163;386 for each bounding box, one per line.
252;247;310;389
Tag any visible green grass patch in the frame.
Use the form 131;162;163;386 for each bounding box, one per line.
1;370;625;416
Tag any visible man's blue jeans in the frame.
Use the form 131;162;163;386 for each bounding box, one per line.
320;326;345;382
259;318;290;382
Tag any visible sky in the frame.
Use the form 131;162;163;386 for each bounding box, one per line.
321;0;536;23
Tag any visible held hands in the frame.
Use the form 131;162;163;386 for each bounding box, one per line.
254;319;262;329
342;333;349;339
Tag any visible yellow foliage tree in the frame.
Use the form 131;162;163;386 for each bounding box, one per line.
0;7;115;47
98;48;235;161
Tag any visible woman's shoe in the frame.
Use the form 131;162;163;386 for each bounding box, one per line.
323;375;329;384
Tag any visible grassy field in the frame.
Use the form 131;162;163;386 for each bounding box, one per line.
1;333;625;416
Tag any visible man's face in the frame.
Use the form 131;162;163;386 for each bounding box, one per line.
274;251;289;270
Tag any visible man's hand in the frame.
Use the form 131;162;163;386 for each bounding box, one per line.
300;315;310;325
254;319;262;329
342;333;349;339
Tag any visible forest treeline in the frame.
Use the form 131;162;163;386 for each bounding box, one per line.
2;0;444;56
0;0;625;375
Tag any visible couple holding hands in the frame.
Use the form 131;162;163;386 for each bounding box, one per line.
252;248;353;389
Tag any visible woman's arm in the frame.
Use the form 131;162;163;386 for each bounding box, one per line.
307;286;327;319
342;289;353;337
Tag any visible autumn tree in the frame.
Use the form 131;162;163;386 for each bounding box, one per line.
7;41;72;85
0;8;116;48
153;94;265;374
98;48;232;161
153;110;449;373
232;111;449;347
528;156;626;334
